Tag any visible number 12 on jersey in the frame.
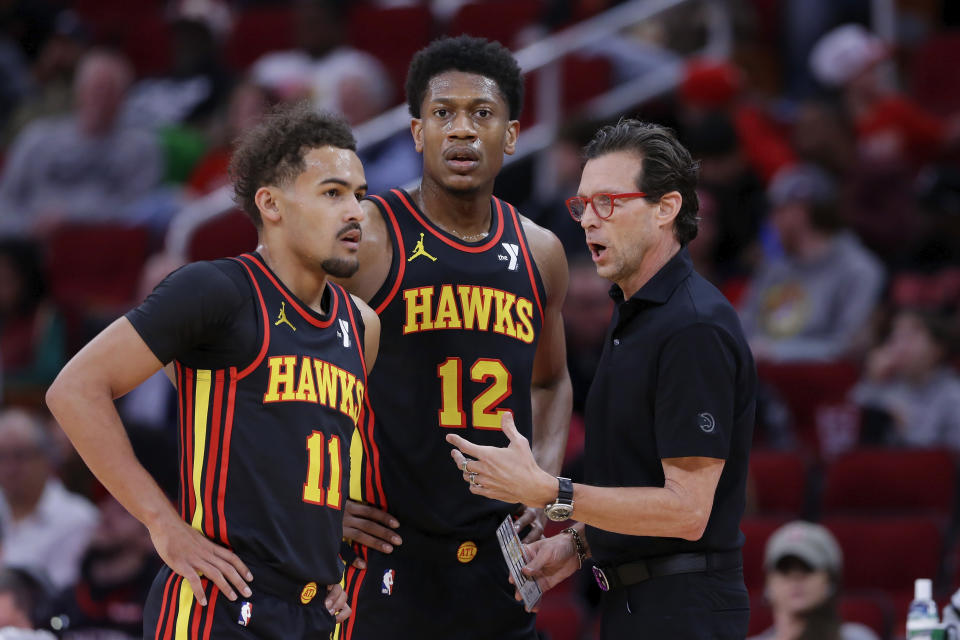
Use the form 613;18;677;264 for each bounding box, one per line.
437;357;512;429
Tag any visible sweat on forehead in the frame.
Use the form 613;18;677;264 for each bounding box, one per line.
423;72;506;105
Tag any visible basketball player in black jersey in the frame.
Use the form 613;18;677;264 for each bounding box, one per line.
46;105;380;639
333;37;572;639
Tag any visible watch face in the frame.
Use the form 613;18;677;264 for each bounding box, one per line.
545;503;574;521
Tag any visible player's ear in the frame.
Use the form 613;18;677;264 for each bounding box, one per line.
503;120;519;156
411;118;424;154
256;186;282;224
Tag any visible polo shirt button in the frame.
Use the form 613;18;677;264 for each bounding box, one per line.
613;338;620;346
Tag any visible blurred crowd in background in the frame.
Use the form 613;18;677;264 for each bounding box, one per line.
2;0;960;638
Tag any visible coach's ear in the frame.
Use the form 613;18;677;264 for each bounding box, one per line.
256;186;282;225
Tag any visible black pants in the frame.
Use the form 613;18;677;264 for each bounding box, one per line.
144;565;336;640
339;525;536;640
599;566;750;639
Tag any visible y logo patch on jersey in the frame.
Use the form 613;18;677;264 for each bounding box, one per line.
237;601;253;626
499;243;520;271
381;569;395;595
274;301;296;331
337;318;351;348
408;232;437;262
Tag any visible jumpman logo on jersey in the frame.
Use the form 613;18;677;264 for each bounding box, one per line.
274;301;296;331
408;233;437;262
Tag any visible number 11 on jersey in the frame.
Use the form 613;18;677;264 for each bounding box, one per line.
437;357;512;429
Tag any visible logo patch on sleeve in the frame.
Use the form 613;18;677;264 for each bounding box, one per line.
698;412;716;433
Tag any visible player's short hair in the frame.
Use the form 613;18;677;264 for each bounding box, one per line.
229;103;356;227
584;119;701;246
405;35;524;120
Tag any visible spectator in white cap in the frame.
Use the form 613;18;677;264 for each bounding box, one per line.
809;23;960;168
739;163;884;362
748;521;879;640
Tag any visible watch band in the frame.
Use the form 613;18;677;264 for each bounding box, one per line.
557;476;573;503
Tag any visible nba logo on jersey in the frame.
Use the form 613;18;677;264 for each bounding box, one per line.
381;569;395;595
237;601;253;626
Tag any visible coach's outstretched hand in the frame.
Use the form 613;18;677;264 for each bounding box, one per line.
343;500;403;568
510;534;580;611
446;412;558;509
148;511;253;605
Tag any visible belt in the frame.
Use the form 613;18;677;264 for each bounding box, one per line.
242;559;332;607
592;550;742;592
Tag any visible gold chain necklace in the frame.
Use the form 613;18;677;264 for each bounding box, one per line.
447;228;489;242
416;192;490;242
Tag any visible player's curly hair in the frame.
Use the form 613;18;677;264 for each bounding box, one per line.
584;119;701;246
229;103;356;227
405;35;524;120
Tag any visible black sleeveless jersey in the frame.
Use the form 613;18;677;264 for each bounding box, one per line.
172;253;367;586
353;189;545;537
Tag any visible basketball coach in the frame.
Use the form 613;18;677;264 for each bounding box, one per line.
447;119;757;639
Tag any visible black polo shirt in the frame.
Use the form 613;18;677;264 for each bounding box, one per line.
583;247;756;566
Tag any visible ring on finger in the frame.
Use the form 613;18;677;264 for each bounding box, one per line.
469;471;479;485
461;460;470;473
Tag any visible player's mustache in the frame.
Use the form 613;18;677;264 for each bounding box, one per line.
336;222;363;240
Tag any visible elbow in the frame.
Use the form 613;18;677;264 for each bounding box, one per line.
45;375;68;418
677;506;710;541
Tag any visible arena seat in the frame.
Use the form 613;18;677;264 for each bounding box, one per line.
348;4;434;104
225;6;297;71
823;515;945;592
839;593;893;639
121;12;172;77
47;223;151;310
186;209;258;262
822;448;957;517
520;54;613;129
747;593;773;635
755;361;859;453
749;449;810;517
446;0;543;48
910;30;960;117
740;516;789;592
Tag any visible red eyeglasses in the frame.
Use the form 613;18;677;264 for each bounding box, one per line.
565;192;647;221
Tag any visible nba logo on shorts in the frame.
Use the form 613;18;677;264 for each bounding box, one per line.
237;601;253;626
381;569;395;595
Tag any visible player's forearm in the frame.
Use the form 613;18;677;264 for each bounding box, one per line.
47;370;178;530
568;484;710;541
530;372;572;477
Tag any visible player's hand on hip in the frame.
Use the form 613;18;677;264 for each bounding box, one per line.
343;500;402;560
447;412;553;506
325;583;351;623
148;512;252;605
509;535;579;608
513;505;546;544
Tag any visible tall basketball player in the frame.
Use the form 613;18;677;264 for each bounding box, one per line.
334;36;572;639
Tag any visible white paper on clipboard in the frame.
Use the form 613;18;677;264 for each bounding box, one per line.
496;516;543;610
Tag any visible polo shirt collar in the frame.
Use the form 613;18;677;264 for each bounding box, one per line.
610;247;693;306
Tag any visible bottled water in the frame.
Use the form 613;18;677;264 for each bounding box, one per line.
908;578;943;639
